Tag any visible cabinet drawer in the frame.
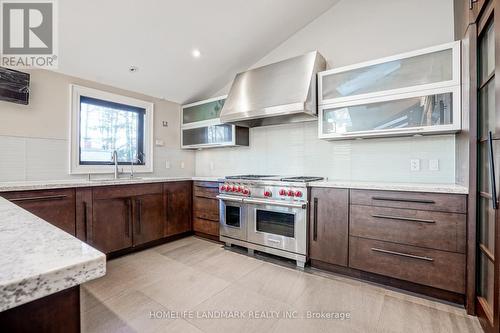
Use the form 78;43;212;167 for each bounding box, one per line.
349;237;465;293
350;205;466;253
2;189;76;235
193;186;219;199
350;190;466;213
194;181;219;188
93;183;162;200
193;197;219;221
193;217;219;236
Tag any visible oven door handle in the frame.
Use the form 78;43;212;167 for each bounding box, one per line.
243;198;307;209
216;195;244;203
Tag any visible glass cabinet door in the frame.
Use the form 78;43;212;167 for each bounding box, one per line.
182;98;225;124
320;44;457;103
321;91;455;137
182;124;233;147
477;17;497;326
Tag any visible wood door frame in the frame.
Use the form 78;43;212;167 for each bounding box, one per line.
475;2;500;332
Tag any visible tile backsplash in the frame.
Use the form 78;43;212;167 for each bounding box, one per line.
195;122;456;183
0;135;195;182
0;122;455;184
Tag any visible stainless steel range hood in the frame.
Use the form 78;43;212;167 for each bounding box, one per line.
220;51;326;127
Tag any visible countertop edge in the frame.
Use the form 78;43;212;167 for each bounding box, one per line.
307;181;469;194
0;177;468;194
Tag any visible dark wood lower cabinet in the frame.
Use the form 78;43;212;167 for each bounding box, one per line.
133;192;164;246
0;286;80;333
92;197;133;254
309;187;349;267
192;181;220;239
164;181;192;236
349;236;466;294
1;188;76;235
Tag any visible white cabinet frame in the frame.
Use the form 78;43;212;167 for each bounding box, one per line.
317;41;461;140
181;95;247;149
318;85;461;140
318;41;460;106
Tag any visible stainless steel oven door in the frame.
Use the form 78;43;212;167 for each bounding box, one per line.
246;198;307;255
217;195;247;241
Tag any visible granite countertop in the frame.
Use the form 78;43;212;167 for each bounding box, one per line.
308;180;469;194
0;176;194;192
0;197;106;312
0;176;467;194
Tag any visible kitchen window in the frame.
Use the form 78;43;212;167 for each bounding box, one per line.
70;85;154;174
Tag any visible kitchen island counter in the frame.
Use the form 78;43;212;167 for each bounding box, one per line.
0;197;105;312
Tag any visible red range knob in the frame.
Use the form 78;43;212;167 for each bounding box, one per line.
243;189;249;195
264;191;272;197
279;189;286;196
287;190;295;197
220;185;225;191
295;191;302;197
231;186;237;192
237;186;242;192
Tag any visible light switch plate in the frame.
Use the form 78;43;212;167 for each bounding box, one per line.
429;159;439;171
180;161;185;169
209;161;214;170
165;161;170;169
155;139;165;146
410;159;420;172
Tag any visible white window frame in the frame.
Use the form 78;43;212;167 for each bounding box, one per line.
69;84;154;174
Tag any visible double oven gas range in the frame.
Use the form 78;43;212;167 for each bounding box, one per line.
217;175;323;267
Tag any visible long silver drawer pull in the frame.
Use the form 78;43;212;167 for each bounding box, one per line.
216;195;243;203
371;196;435;204
371;214;436;224
10;195;67;202
243;198;307;209
371;247;434;262
268;239;281;244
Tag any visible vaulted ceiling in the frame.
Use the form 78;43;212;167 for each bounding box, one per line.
56;0;339;104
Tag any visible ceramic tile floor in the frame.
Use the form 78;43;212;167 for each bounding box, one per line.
81;236;482;333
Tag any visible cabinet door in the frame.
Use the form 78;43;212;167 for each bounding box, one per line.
92;197;133;254
182;97;225;124
2;189;76;235
309;188;349;266
133;193;164;246
319;89;458;139
164;182;192;236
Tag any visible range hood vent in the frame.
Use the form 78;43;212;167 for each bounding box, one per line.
220;51;326;127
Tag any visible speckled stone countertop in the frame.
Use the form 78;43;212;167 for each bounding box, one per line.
308;180;468;194
0;176;467;194
0;197;106;312
0;176;195;192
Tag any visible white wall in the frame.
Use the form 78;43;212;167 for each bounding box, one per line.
0;70;195;181
198;0;457;183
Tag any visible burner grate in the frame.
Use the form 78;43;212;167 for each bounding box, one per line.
280;176;324;182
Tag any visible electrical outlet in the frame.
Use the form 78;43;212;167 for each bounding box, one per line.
410;159;420;172
165;161;170;169
429;159;439;171
155;139;164;146
180;161;185;169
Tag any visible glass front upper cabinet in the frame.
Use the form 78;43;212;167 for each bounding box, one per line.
318;41;461;140
181;95;250;149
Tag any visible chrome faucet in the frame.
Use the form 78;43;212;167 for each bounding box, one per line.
111;150;119;179
129;153;143;179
